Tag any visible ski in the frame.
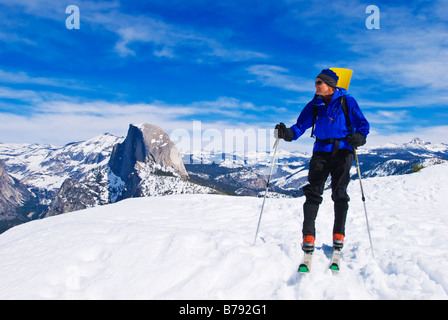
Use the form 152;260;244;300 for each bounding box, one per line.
298;253;313;273
329;249;341;273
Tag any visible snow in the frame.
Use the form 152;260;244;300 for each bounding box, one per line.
1;164;448;300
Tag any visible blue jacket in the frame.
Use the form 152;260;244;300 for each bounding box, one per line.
290;88;370;152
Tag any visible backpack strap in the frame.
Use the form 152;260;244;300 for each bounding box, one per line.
340;95;354;135
310;104;318;138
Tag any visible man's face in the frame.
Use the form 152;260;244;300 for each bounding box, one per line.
315;78;335;96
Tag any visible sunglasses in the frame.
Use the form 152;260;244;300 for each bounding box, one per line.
315;80;324;86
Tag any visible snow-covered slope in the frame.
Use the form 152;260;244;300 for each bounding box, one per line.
0;164;447;300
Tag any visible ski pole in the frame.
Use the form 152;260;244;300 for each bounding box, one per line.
353;148;375;258
253;137;280;246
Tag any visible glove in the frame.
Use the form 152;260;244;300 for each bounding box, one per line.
275;123;295;142
347;132;366;148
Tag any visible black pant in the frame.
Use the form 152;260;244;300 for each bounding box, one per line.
302;149;353;238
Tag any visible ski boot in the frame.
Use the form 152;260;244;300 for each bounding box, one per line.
330;234;344;272
302;235;315;253
333;233;344;251
299;235;315;273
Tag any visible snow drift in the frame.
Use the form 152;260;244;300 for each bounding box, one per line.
0;163;447;300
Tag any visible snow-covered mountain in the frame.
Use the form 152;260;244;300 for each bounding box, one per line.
0;162;447;300
0;159;33;232
0;133;122;201
357;139;448;177
0;124;216;232
184;138;448;197
1;131;447;233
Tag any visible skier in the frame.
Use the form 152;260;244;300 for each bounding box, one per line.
275;68;370;256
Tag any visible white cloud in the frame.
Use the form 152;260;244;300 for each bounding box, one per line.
0;0;268;63
0;69;91;91
1;94;446;149
0;102;192;145
91;8;268;62
0;85;277;146
339;4;448;92
366;125;448;147
246;65;314;93
275;1;448;104
363;110;410;124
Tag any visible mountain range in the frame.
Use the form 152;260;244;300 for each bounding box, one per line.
1;123;447;233
185;137;448;197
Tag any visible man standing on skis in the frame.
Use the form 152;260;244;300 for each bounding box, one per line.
275;68;370;255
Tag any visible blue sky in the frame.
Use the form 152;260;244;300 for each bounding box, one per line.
0;0;447;151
